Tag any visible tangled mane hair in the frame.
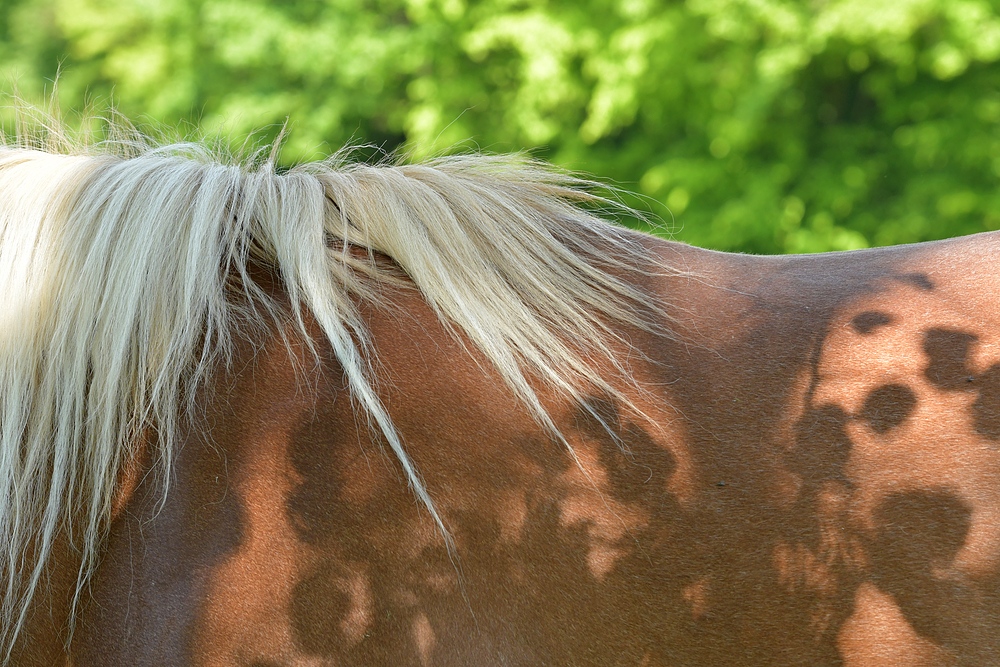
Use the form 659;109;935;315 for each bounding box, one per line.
0;111;670;656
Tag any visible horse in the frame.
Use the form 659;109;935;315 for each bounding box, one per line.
1;119;998;667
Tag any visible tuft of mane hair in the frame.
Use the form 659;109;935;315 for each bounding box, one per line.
0;114;670;657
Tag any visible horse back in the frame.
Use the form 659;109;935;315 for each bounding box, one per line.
66;232;1000;666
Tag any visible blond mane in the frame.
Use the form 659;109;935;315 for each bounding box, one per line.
0;117;669;656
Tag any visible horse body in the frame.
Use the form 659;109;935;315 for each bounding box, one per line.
3;137;999;665
44;235;1000;666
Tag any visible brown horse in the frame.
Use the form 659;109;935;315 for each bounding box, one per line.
2;123;998;666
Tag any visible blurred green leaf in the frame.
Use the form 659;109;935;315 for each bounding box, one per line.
3;0;1000;253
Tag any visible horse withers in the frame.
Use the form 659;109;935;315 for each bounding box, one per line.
2;129;998;665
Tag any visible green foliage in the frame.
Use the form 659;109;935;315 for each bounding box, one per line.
3;0;1000;253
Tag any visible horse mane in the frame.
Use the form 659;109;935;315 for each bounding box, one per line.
0;116;669;655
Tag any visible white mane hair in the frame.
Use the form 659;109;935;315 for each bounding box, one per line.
0;114;669;655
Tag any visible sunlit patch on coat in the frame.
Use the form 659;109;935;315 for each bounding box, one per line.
792;275;1000;661
412;612;435;666
555;433;651;580
554;394;688;580
681;576;710;619
837;582;957;666
192;331;331;665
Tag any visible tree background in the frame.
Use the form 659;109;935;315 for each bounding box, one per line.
2;0;999;253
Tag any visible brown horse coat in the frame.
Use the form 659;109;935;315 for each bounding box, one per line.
3;138;998;666
19;235;997;666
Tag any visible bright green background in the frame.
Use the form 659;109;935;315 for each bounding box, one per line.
3;0;1000;253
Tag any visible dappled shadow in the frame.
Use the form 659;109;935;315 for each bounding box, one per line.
782;273;1000;664
71;246;1000;665
214;257;1000;665
283;388;696;665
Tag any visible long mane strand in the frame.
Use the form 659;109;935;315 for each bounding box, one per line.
0;121;670;658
